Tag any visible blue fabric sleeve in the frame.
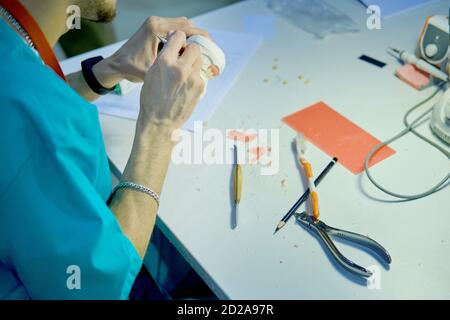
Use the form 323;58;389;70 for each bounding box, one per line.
1;145;142;300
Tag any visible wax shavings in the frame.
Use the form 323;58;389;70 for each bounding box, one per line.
249;147;268;160
227;130;257;143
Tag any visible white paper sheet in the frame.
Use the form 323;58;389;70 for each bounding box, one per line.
94;31;263;131
359;0;441;18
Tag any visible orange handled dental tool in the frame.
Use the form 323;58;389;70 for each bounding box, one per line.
296;134;320;221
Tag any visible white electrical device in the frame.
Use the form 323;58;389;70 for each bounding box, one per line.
431;85;450;144
423;14;450;144
418;15;449;66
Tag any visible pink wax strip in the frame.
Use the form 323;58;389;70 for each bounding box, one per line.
395;64;431;90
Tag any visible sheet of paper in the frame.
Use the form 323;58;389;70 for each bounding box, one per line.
243;15;275;40
282;101;396;174
94;31;263;132
359;0;441;18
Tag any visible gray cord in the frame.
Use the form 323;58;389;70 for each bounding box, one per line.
364;85;450;200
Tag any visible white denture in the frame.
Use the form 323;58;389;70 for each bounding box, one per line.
187;35;226;95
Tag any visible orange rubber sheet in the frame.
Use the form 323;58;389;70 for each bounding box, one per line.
282;101;395;174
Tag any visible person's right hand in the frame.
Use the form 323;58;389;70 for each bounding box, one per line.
138;31;205;130
93;16;210;88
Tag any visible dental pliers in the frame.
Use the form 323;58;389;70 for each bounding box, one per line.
295;212;392;277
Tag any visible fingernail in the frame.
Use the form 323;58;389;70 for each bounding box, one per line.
167;30;175;37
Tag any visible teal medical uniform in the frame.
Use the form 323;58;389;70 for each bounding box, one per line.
0;18;142;299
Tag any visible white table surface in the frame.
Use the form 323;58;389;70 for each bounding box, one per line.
61;0;450;299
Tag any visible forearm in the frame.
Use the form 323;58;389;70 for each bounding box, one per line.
105;29;204;259
67;58;122;102
108;120;176;258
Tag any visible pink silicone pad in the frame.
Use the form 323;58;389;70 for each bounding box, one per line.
395;64;431;90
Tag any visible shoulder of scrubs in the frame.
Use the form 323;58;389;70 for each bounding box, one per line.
0;19;142;299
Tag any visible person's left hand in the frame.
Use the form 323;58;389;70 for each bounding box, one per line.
92;16;210;88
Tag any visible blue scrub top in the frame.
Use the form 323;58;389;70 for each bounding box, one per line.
0;18;142;299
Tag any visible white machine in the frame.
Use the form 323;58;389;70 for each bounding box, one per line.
420;15;450;144
431;85;450;144
418;15;449;66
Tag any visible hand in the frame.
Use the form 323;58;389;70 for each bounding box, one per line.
93;16;210;87
138;31;205;130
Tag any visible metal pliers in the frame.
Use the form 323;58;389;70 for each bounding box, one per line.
295;212;392;277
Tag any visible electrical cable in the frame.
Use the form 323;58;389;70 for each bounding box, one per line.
364;85;450;200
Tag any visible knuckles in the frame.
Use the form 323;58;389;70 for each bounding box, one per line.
191;75;205;93
169;64;188;82
145;16;193;32
172;30;187;42
156;55;173;73
177;16;194;27
201;31;212;39
145;16;160;30
188;43;201;56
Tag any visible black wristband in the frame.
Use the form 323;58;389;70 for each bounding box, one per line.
81;56;117;95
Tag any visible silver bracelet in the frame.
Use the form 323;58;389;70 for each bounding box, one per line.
112;181;160;207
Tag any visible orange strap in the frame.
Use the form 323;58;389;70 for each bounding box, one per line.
0;0;66;81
